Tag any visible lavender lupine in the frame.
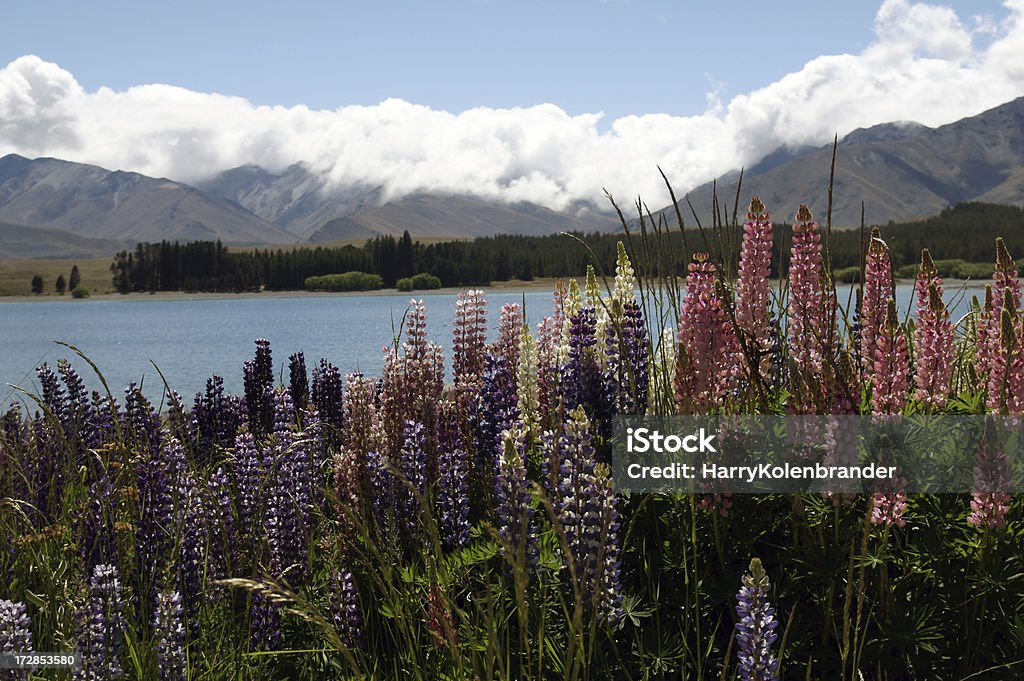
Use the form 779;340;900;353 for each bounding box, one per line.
329;570;363;649
437;409;471;550
233;431;264;542
136;437;185;610
0;599;32;675
399;299;445;455
243;338;275;436
312;359;345;431
860;230;892;374
288;351;309;413
535;315;562;420
913;250;954;408
788;205;836;377
57;359;94;443
494;302;523;378
606;301;649;414
562;306;611;430
495;426;536;577
453;289;488;401
735;197;774;365
735;558;780;681
75;564;125;681
124;384;162;456
153;590;186;681
675;253;741;414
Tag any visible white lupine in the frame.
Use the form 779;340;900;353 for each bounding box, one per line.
517;323;541;438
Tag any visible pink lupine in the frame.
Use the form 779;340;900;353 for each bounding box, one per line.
913;250;954;409
969;429;1012;529
788;205;835;376
870;300;910;527
987;306;1024;415
870;491;908;528
979;240;1022;391
675;253;741;414
735;197;774;375
860;230;892;375
872;300;909;415
453;289;488;392
493;302;523;378
975;285;995;389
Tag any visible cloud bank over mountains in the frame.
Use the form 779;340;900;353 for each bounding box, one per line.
1;0;1022;212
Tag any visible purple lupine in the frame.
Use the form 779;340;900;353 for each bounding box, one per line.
249;591;282;651
0;599;33;671
735;558;780;681
136;437;185;611
153;590;186;681
87;391;119;450
329;569;363;649
75;564;125;680
233;431;263;543
561;306;603;418
913;250;954;409
177;475;209;635
81;475;117;573
57;359;94;441
193;375;243;459
606;301;649;414
124;384;163;456
164;389;194;448
288;351;309;413
736;197;774;366
264;424;313;585
675;253;741;414
312;359;345;432
367;447;397;540
860;230;892;375
472;354;521;509
398;420;428;548
788;205;836;377
495;426;536;577
437;407;471;550
549;409;621;621
206;466;236;578
243;338;275;436
36;362;67;426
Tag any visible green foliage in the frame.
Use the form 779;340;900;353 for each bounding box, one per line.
397;272;443;291
55;274;66;294
71;285;90;299
30;274;43;294
69;264;82;291
304;271;384;291
396;277;413;291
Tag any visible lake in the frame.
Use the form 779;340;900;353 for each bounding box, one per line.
0;282;982;408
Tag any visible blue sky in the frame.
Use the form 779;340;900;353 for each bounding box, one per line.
0;0;1021;208
0;0;1004;119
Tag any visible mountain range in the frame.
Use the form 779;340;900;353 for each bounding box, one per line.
679;96;1024;227
1;96;1023;259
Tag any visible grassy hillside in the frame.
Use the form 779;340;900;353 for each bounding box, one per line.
0;257;112;296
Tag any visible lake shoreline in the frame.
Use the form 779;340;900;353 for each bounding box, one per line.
0;277;566;303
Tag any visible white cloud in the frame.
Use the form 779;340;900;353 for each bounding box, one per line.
1;0;1022;212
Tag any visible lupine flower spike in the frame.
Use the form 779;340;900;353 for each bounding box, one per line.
913;250;954;408
735;558;780;681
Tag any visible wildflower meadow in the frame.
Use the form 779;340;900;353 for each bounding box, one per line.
3;197;1024;680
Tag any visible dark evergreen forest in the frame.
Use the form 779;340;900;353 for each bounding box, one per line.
108;202;1024;293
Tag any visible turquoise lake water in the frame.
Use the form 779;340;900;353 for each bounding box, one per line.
0;283;981;407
